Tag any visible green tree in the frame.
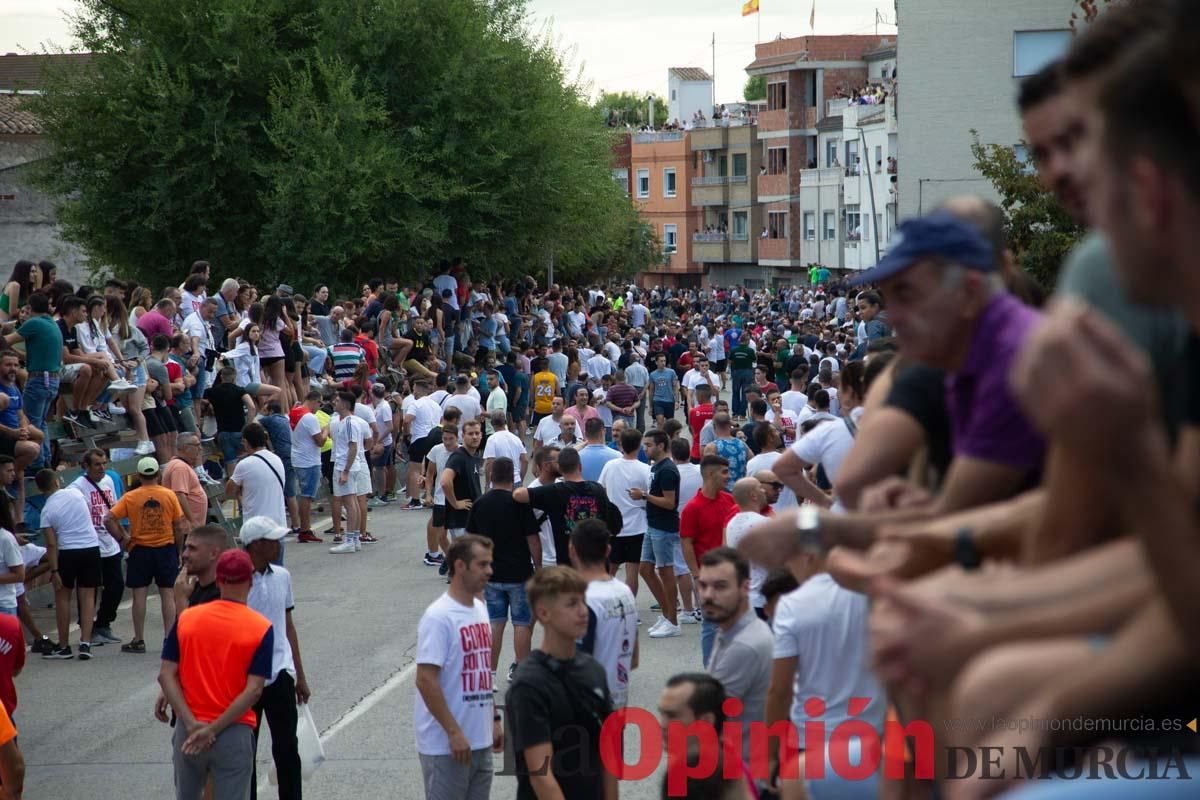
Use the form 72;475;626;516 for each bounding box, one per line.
595;90;666;129
970;131;1084;289
30;0;650;291
744;75;766;102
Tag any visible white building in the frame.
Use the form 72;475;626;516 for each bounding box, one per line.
841;97;899;269
667;67;713;126
896;0;1075;219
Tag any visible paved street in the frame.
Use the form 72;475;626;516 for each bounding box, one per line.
17;500;697;799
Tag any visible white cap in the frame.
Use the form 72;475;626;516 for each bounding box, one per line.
238;516;288;546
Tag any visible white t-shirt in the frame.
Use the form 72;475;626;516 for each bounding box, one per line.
683;369;722;395
706;334;726;362
69;474;122;557
533;415;562;445
823;386;841;417
414;593;494;755
581;578;639;708
525;476;557;566
745;450;798;510
766;407;800;446
485;388;507;434
586;353;613;380
772;575;885;747
248;564;296;684
372;399;394;447
180;290;207;319
408;396;442;441
724;511;769;609
676;462;703;508
430;389;449;407
598;457;651;537
231;450;287;525
291;411;324;469
791;417;854;486
780;390;809;419
181;311;215;351
442;394;481;434
482;430;525;486
41;487;101;550
0;529;23;609
426;443;454;505
354;402;377;428
331;414;372;473
432;275;460;310
15;541;45;600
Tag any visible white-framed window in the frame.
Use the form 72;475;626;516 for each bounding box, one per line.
825;138;840;168
663;168;677;198
823;211;836;240
803;211;816;241
846;204;862;241
1013;30;1071;77
636;168;650;199
732;153;748;177
611;168;629;196
733;211;748;238
663;224;678;253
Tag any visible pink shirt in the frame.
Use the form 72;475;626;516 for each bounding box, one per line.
136;309;173;341
564;404;599;426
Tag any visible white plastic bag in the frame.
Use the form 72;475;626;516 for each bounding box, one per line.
268;702;326;785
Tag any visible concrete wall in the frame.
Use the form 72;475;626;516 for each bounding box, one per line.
897;0;1074;220
669;77;713;126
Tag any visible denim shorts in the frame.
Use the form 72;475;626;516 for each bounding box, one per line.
674;539;690;576
484;581;532;626
295;465;321;498
652;401;675;419
372;444;394;469
641;526;680;568
282;461;297;499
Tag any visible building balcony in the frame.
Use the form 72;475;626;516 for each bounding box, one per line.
757;106;817;133
633;130;684;144
758;173;789;199
758;237;791;261
729;235;756;263
693;182;729;206
692;238;730;263
799;167;843;187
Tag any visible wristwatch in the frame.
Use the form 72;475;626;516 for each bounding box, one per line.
796;505;824;554
954;527;982;571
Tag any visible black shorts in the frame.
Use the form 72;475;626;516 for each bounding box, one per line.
408;436;432;463
126;544;179;589
713;360;727;374
57;546;102;589
260;356;285;367
285;340;302;373
145;405;178;438
608;533;645;565
431;504;447;527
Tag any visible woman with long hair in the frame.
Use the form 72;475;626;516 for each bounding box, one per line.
281;297;306;407
104;296;156;456
225;322;281;406
1;260;42;322
260;295;293;407
309;284;331;316
234;283;254;318
127;286;154;325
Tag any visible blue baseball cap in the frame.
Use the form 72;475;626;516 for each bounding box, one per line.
847;211;994;286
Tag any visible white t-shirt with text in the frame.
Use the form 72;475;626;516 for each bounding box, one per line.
414;593;494;755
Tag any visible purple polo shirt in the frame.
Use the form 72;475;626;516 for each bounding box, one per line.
136;309;174;341
945;292;1045;474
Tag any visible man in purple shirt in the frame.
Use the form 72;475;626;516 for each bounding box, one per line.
136;298;177;342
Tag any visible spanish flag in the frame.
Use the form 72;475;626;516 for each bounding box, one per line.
742;0;759;17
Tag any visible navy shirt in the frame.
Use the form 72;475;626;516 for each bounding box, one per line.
645;458;680;532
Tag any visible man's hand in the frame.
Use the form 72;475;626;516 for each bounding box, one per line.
859;476;933;513
182;724;217;755
456;499;473;511
492;718;504;753
448;729;471;764
627;487;645;501
337;471;349;485
15;427;28;441
295;675;311;705
154;691;170;723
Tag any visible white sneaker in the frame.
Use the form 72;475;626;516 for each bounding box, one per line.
108;379;137;392
648;620;682;638
134;440;156;456
329;540;356;554
108;402;127;415
645;615;666;633
680;610;700;624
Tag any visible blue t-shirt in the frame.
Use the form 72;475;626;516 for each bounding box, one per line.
509;371;530;410
0;382;20;429
579;444;621;482
260;413;293;459
649;368;677;403
477;317;497;350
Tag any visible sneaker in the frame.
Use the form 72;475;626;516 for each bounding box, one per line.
402;499;423;510
423;552;444;566
66;410;95;428
650;602;661;611
438;559;449;577
508;662;518;681
680;610;700;625
91;627;121;645
30;636;54;655
367;496;385;509
134;440;156;456
107;403;127;415
44;645;74;659
78;642;92;661
645;615;666;633
329;540;357;554
379;493;396;503
286;528;300;538
297;531;323;544
359;533;378;544
121;639;146;654
648;621;682;639
90;409;112;424
108;379;137;393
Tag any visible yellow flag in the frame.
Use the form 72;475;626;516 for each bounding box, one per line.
742;0;759;17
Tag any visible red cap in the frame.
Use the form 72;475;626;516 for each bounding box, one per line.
215;550;255;585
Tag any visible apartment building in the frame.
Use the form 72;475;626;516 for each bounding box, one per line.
896;0;1075;219
689;120;763;287
631;129;704;288
745;34;894;281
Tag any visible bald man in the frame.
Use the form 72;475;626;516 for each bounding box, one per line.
753;470;782;515
723;478;769;619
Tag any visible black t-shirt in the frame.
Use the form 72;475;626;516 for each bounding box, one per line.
205;382;251;434
444;447;482;529
506;650;613;800
527;481;622;566
410;330;431;362
667;341;687;370
467;489;538;583
309;300;331;316
57;318;80;353
886;363;952;485
646;458;680;532
189;581;220;607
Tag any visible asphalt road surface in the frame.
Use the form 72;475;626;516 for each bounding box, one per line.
17;500;702;799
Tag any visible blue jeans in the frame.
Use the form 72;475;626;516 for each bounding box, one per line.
23;372;59;468
701;617;717;667
217;431;242;464
731;369;753;417
0;607;15;617
191;363;208;404
303;344;327;376
485;582;532;626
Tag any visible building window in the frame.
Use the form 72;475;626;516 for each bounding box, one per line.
874;145;883;173
611;168;629;196
875;213;883;244
823;211;836;240
733;211;748;238
636;168;650;199
768;211;788;239
663;224;678;253
1013;30;1071;77
732;153;747;177
846;140;860;174
671;88;677;101
803;212;816;241
664;168;677;198
767;147;788;175
825;138;840;168
768;82;787;111
846;205;862;241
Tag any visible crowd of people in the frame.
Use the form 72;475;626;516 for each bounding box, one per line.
1;2;1198;798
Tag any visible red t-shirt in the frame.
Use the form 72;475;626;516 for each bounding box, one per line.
0;614;24;715
688;402;714;460
680;490;737;560
165;360;183;407
354;335;379;377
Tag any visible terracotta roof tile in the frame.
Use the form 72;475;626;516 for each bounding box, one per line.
0;95;41;135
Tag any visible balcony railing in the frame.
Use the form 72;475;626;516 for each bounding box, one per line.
633;131;684;144
693;232;729;242
731;232;750;241
690;117;754;129
691;175;750;186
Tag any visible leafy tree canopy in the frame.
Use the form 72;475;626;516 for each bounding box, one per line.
744;75;766;102
595;90;667;129
31;0;651;292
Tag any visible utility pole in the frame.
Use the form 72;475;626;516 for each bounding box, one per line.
712;32;716;113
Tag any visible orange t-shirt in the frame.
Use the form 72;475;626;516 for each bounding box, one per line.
162;600;274;729
0;698;16;747
163;459;208;527
109;484;185;548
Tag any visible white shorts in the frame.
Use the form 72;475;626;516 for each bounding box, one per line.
333;467;371;497
61;363;87;383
